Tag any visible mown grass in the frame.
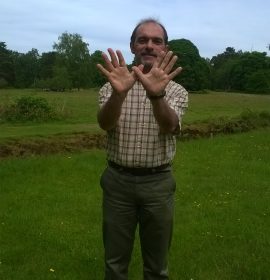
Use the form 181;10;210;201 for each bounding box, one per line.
0;150;106;280
1;129;269;279
171;128;270;279
0;89;270;139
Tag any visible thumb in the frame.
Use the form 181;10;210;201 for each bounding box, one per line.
137;64;144;71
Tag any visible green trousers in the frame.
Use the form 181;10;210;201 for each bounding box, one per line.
100;166;176;280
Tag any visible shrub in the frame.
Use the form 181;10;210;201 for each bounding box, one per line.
180;109;270;140
2;96;57;122
0;78;9;89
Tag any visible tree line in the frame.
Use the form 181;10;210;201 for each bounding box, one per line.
0;32;269;93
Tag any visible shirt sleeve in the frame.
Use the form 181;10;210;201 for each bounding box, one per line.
165;82;189;131
98;82;113;107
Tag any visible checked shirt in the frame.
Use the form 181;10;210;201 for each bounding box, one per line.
98;80;188;168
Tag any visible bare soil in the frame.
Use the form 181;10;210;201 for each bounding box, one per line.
1;118;269;159
0;133;106;159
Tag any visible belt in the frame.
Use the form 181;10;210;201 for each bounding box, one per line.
108;161;171;176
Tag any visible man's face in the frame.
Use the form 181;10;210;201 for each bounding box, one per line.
130;22;168;68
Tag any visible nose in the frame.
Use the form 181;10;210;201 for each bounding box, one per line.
145;39;153;49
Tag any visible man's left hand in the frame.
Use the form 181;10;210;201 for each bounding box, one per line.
132;51;182;97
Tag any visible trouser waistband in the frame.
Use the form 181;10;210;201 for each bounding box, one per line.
108;161;171;176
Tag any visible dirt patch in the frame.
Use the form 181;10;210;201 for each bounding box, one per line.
0;133;106;159
1;111;270;159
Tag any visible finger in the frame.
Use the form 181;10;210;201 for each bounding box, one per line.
132;66;146;82
137;64;144;71
156;51;166;68
101;52;114;72
108;48;119;68
97;63;110;77
160;51;173;70
164;55;178;74
116;50;126;67
168;67;182;80
131;64;143;79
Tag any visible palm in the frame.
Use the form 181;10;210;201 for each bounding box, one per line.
140;68;170;95
133;51;182;96
107;66;135;94
97;48;136;94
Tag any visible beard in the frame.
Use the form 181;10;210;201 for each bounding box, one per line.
135;53;156;73
142;63;153;73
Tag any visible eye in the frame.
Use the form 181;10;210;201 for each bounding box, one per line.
137;37;147;44
153;38;163;45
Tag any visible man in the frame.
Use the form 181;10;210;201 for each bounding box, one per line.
97;18;188;280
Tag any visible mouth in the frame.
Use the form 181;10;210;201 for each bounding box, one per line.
141;53;157;58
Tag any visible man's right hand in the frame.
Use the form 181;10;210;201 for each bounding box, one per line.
97;48;136;96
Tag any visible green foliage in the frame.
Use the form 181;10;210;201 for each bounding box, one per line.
36;66;72;91
1;35;270;94
1;96;57;122
88;50;106;87
245;69;270;93
53;32;91;89
38;51;58;80
211;49;270;93
0;42;15;87
213;109;270;133
12;49;40;88
169;39;210;90
181;109;270;140
0;77;9;89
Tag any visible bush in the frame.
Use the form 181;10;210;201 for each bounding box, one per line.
180;109;270;140
245;70;270;94
2;96;57;122
0;78;9;89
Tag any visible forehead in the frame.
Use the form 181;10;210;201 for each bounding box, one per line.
136;22;164;39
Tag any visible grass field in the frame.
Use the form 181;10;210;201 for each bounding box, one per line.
0;89;270;140
0;89;270;279
0;129;270;279
0;89;100;139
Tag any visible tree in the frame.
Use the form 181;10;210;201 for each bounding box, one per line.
246;69;270;93
168;39;210;90
53;32;91;89
39;51;58;80
88;50;106;87
0;42;15;87
211;47;241;69
12;49;40;88
49;66;72;91
210;46;270;93
35;65;71;91
212;58;241;91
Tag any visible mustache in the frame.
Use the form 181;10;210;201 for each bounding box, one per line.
141;52;157;57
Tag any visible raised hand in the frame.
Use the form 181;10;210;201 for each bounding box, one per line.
132;51;182;96
97;48;136;95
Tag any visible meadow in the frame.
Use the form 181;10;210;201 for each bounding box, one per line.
0;88;270;140
0;129;270;279
0;89;270;279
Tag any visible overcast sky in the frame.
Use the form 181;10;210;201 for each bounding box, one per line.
1;0;269;63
